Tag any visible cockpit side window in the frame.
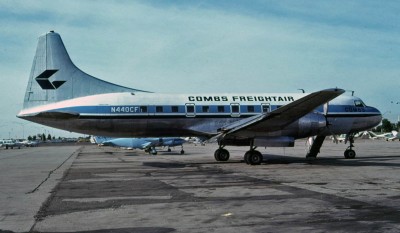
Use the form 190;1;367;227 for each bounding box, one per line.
354;100;365;107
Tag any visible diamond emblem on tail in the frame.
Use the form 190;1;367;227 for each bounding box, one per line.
35;69;66;89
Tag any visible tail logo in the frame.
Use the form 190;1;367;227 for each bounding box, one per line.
35;69;66;90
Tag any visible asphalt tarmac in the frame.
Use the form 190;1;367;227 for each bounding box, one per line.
1;139;400;232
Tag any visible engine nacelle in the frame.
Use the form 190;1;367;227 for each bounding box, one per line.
298;112;327;137
221;136;295;147
254;136;295;147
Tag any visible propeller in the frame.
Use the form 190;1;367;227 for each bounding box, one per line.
323;102;339;144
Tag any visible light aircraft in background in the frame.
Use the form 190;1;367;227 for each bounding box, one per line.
19;140;40;147
185;137;206;146
330;131;371;143
330;134;347;143
17;31;382;165
369;131;400;141
388;131;400;141
0;139;21;149
92;136;186;155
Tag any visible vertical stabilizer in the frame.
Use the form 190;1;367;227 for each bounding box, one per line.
23;31;148;109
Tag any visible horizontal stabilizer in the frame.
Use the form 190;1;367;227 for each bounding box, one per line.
34;111;80;119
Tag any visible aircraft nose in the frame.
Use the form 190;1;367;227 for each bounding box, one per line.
372;107;383;126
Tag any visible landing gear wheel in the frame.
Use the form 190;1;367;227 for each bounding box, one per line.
168;148;171;152
246;150;263;165
214;148;230;161
344;149;356;159
244;151;251;164
343;134;356;159
180;150;185;155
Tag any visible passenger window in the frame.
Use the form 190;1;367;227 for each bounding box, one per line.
202;106;210;113
187;105;195;113
171;106;179;113
140;106;147;113
231;105;239;113
247;106;255;113
217;106;225;113
262;104;270;113
156;106;163;113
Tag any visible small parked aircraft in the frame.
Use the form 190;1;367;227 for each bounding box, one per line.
92;136;186;155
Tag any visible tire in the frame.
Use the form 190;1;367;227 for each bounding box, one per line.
347;150;356;159
244;151;251;164
218;149;230;161
248;151;263;165
214;149;221;161
214;148;230;161
344;150;349;159
344;149;356;159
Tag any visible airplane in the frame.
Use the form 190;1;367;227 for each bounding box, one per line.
329;131;371;143
17;31;382;165
185;137;207;146
388;131;400;141
369;130;400;141
92;136;186;154
16;140;40;147
0;139;22;149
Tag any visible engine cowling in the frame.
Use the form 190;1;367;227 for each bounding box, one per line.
298;112;327;137
221;136;295;147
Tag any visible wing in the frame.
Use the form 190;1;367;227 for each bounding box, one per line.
213;88;345;140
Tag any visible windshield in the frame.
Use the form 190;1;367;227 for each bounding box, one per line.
354;100;366;107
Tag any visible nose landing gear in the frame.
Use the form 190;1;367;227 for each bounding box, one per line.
344;134;356;159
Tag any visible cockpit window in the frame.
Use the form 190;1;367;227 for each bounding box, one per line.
354;100;365;107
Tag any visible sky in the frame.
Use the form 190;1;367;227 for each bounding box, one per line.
0;0;399;139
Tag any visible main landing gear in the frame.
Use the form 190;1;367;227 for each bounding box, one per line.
244;149;263;165
214;141;263;165
167;146;185;154
214;147;230;161
144;147;158;155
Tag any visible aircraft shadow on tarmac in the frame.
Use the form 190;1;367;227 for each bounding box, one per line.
154;153;400;168
262;154;400;167
32;227;176;233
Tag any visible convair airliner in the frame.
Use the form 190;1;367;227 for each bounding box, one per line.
17;31;382;165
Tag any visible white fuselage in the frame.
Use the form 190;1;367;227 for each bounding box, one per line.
18;92;382;139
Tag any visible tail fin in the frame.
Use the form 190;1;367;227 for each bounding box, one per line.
23;31;149;109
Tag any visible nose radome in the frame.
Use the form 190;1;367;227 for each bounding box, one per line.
373;107;383;126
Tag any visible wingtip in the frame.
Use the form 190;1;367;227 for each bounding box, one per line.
323;88;345;94
336;88;346;94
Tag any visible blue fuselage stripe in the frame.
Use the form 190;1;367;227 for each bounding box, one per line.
55;104;381;119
